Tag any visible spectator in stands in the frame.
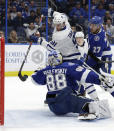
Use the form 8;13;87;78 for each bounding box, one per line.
11;0;20;7
0;31;4;37
23;22;39;39
30;31;40;43
55;0;68;13
48;17;53;37
108;3;114;25
25;10;36;24
22;5;29;18
34;16;42;27
13;12;24;30
36;8;41;17
69;2;85;18
8;30;18;43
94;3;106;17
100;0;107;9
7;12;13;27
10;6;17;20
38;23;46;37
84;4;88;19
29;0;37;12
108;3;114;16
104;11;112;24
105;19;114;44
0;1;5;27
17;1;26;12
91;0;98;16
69;2;85;26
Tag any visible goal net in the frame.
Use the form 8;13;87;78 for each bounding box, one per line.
0;37;5;125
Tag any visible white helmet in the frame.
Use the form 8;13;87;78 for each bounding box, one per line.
75;32;84;38
53;14;66;25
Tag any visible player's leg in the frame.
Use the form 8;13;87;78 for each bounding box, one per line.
84;84;99;100
79;65;99;100
46;89;92;115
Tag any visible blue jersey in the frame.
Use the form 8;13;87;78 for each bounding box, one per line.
87;26;112;71
32;62;100;95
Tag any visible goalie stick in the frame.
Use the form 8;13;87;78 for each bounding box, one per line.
18;43;32;81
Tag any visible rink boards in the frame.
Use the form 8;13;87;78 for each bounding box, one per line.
5;43;114;76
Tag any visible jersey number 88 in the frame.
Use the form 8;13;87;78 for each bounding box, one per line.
47;74;67;91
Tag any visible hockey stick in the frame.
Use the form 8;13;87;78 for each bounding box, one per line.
83;62;114;82
88;51;114;64
83;62;106;81
18;43;32;81
99;60;114;64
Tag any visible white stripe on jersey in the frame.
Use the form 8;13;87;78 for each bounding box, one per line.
80;69;91;83
102;50;112;56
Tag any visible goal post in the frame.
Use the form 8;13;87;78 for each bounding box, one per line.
0;37;5;125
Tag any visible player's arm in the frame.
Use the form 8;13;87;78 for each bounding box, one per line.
101;36;112;73
48;8;71;29
102;34;112;59
31;70;46;85
68;65;101;85
38;37;56;52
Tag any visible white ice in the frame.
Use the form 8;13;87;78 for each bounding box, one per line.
0;77;114;131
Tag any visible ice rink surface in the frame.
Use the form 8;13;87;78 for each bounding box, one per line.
0;77;114;131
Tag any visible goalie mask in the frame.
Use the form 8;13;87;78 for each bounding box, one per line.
48;50;62;66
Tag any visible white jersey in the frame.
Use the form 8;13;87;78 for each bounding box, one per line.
41;11;82;61
77;39;89;60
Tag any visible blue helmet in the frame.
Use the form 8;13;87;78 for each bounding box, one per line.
90;16;103;25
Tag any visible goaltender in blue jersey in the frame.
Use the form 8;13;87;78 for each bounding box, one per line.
31;50;114;120
86;16;112;73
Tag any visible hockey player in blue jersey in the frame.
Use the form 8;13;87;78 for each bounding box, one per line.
87;16;112;73
85;16;112;98
32;50;113;120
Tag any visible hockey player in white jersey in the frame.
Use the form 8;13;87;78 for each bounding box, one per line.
39;11;81;63
75;31;99;100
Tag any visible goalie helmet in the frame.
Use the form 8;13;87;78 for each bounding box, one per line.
48;50;62;66
75;32;84;38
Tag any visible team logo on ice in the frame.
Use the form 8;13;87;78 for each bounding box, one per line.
94;36;100;41
32;50;44;64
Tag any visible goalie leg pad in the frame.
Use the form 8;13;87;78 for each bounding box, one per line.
78;113;97;120
89;100;112;119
